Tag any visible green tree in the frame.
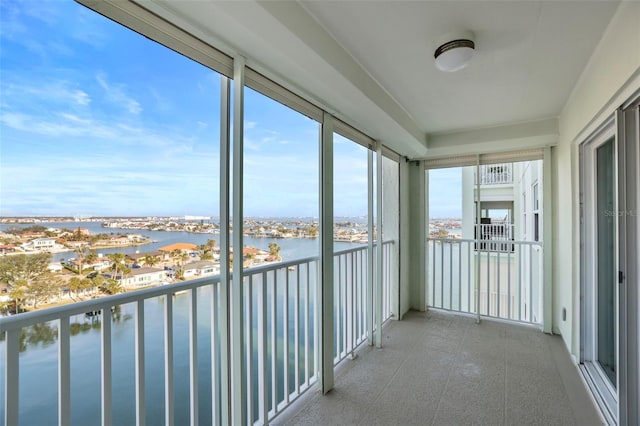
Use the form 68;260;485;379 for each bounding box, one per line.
85;250;98;268
68;276;83;298
103;278;124;295
92;275;105;293
74;246;90;274
8;280;27;314
0;253;51;286
201;251;214;261
268;242;282;260
143;254;158;267
0;253;54;312
27;275;62;308
107;253;126;280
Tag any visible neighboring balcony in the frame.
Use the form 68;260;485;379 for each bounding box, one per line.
476;163;513;185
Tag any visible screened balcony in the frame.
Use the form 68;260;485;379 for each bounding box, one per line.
1;0;639;425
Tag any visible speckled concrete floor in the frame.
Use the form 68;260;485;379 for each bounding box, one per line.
276;310;604;426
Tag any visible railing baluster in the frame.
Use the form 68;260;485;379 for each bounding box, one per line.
529;245;533;322
283;269;290;404
245;279;253;425
507;251;512;320
134;300;146;426
467;242;471;313
440;241;444;308
449;242;453;310
189;289;199;426
294;265;300;395
518;246;523;321
304;263;310;388
347;253;356;358
486;250;490;316
497;251;501;318
5;328;19;426
342;254;347;358
211;283;219;426
270;271;277;414
458;242;462;312
431;240;436;307
257;275;268;425
59;316;71;426
101;307;112;426
164;295;174;426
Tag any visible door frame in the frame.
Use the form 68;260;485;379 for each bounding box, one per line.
579;115;620;424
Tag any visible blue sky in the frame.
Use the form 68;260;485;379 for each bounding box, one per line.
0;0;461;218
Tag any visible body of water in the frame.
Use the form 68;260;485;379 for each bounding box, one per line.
0;221;362;262
0;220;367;424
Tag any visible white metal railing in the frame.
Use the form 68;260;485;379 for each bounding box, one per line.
427;238;542;324
476;163;513;185
478;223;514;242
1;241;395;426
332;241;393;365
242;255;319;425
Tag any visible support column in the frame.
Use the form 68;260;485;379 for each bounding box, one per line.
408;161;426;311
475;156;481;324
543;146;553;334
375;143;384;347
320;112;334;393
230;57;246;424
367;150;374;344
218;75;231;425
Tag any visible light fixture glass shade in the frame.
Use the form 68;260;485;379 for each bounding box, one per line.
434;39;475;72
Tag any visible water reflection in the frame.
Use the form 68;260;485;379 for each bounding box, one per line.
0;306;130;352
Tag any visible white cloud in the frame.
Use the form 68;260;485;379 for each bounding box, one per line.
96;73;142;115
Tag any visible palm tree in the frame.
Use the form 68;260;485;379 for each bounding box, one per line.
74;246;89;274
85;250;98;270
68;276;82;298
269;242;282;261
91;275;105;294
107;253;126;281
104;278;123;295
144;254;158;267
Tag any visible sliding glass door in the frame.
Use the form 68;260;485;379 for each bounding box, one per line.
580;125;619;422
595;138;617;388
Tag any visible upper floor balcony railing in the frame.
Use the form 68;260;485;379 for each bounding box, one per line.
0;241;394;425
476;163;513;185
427;237;542;325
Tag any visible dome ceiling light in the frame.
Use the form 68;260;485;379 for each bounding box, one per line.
434;31;475;72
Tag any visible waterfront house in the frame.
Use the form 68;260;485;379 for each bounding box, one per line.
182;261;220;279
126;251;163;266
20;237;58;252
158;243;198;254
103;267;168;289
2;1;639;426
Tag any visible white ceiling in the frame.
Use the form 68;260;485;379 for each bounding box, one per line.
140;0;620;158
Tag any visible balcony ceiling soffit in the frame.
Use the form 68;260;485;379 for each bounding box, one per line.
137;0;428;158
138;0;618;159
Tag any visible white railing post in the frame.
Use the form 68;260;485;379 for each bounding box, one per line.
59;316;71;426
164;296;174;426
5;328;19;426
101;307;113;426
188;289;199;426
135;299;146;426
